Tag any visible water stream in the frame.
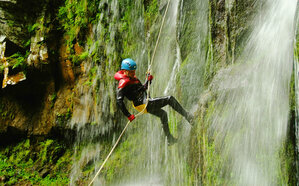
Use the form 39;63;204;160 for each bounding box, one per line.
67;0;298;185
68;0;122;184
294;0;299;182
211;0;298;185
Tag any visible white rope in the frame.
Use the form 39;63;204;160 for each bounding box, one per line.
88;0;171;185
149;0;171;74
142;0;171;113
87;120;130;186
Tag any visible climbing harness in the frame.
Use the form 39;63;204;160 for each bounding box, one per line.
88;0;171;185
132;103;148;113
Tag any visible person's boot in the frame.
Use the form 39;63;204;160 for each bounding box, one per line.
167;135;177;146
185;112;194;125
167;96;194;125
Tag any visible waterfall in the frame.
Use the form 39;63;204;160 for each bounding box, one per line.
111;0;187;184
294;0;299;182
112;0;209;185
68;0;122;184
66;0;209;184
81;0;207;185
211;0;297;185
66;0;298;185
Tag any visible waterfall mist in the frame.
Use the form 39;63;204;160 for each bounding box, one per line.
210;0;297;185
66;0;298;185
111;0;190;185
68;0;122;184
294;0;299;182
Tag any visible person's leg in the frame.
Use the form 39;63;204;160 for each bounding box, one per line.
147;96;193;123
147;108;177;144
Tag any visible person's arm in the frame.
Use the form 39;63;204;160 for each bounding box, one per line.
116;88;131;117
142;74;153;90
116;88;135;121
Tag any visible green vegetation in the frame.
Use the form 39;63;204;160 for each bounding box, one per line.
6;20;15;27
1;0;297;185
0;139;71;185
200;102;223;185
58;0;98;47
58;0;85;44
98;131;147;184
8;52;29;70
296;28;299;62
50;93;57;109
0;51;29;74
25;21;43;48
69;51;89;65
84;66;97;86
0;102;15;120
144;0;158;30
0;18;42;72
278;141;297;185
56;110;72;127
204;1;216;87
57;0;100;68
119;2;136;59
28;23;40;34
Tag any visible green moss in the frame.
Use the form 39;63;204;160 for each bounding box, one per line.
277;141;296;185
0;101;15;120
69;51;89;65
38;139;55;165
296;27;299;63
168;110;179;137
7;20;15;27
203;1;216;88
28;23;40;34
92;130;148;185
58;0;99;60
6;52;29;70
84;66;97;86
0;139;72;185
50;93;57;109
283;53;297;184
56;109;72;127
118;1;136;59
144;0;158;29
203;140;225;185
188;99;227;185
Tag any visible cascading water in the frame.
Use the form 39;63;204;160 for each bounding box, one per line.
68;0;122;185
294;1;299;182
111;0;188;184
68;0;208;185
210;0;297;185
115;0;208;185
66;0;298;185
67;0;155;184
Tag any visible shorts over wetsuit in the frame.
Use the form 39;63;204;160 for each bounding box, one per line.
114;70;191;141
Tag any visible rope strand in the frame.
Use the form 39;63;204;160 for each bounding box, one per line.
149;0;171;74
88;0;171;185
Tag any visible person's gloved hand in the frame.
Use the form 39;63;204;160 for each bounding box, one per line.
128;114;135;122
147;73;153;84
148;75;153;81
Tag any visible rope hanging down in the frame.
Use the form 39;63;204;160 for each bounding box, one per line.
88;0;171;185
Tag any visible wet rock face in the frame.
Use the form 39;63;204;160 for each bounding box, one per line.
0;0;48;48
0;0;64;138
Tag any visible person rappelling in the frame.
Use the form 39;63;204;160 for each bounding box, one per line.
114;58;193;145
89;1;185;184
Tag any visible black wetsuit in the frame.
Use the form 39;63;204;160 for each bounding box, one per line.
114;70;190;140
